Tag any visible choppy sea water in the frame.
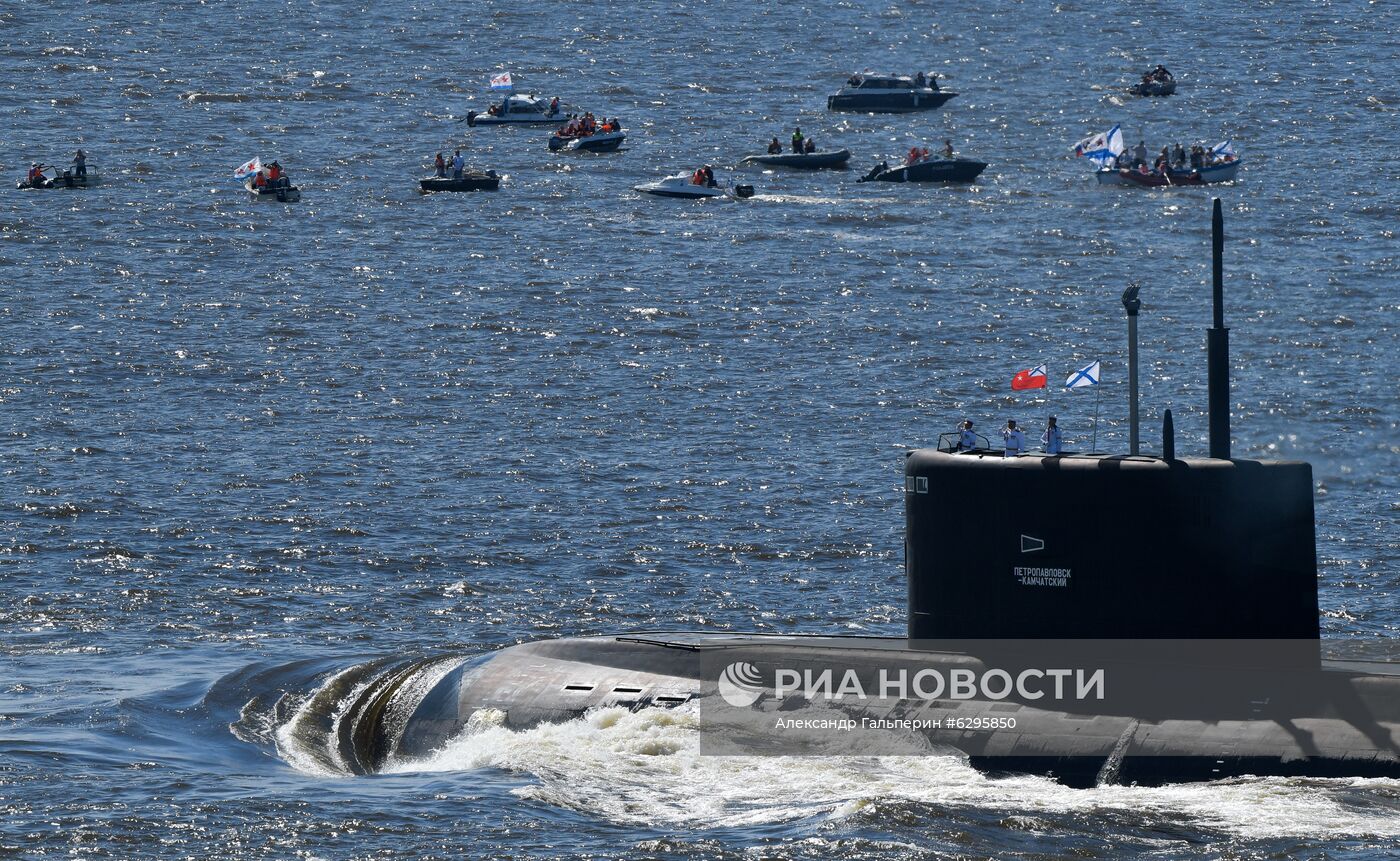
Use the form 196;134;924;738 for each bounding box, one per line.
2;0;1397;858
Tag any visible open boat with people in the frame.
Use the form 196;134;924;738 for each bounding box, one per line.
634;170;754;200
858;156;987;183
419;170;501;193
17;168;101;189
1102;159;1241;187
244;178;301;202
741;149;851;169
827;72;955;113
1129;65;1176;97
467;94;564;127
548;129;625;153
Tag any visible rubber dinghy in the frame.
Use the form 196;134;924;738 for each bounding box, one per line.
741;149;851;169
244;179;302;202
419;170;501;192
633;173;754;199
858;157;987;183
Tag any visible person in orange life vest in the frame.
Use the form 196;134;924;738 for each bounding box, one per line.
691;168;706;185
549;96;560;114
27;163;45;185
253;170;268;189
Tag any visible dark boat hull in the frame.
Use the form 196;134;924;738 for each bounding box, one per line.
742;149;851;169
1129;79;1177;96
420;173;501;192
547;132;625;153
860;158;987;183
827;90;956;113
243;179;301;202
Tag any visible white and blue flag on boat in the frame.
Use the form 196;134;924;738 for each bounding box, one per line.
1211;139;1236;159
1073;125;1123;168
233;156;260;180
1065;360;1101;389
489;72;513;90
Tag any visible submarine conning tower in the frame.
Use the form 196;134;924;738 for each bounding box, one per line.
905;199;1320;646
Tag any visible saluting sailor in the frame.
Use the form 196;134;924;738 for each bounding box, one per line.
958;420;977;451
1042;416;1062;455
1001;420;1025;457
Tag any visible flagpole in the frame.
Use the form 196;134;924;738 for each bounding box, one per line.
1092;382;1100;452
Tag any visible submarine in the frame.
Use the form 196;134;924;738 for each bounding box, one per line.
304;200;1400;788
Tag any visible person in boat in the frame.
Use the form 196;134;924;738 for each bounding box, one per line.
958;420;978;451
486;104;500;117
914;71;926;87
452;150;464;180
1171;143;1186;169
1153;148;1169;173
268;161;283;187
72;149;86;177
702;165;716;188
804;137;816;154
610;117;622;132
1115;150;1132;170
791;127;804;154
26;163;45;186
549;96;560;115
847;74;862;87
252;169;268;190
862;160;889;182
767;137;782;155
906;146;921;166
1132;140;1148;168
435;153;446;177
1189;145;1203;170
691;167;706;186
942;139;955;158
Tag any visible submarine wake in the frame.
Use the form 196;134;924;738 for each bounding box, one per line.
369;702;1398;838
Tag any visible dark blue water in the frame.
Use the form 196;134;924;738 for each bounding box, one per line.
3;1;1398;857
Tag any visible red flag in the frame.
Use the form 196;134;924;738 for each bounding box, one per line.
1011;364;1048;390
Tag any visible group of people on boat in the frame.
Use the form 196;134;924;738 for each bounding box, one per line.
844;71;938;90
249;161;291;189
1113;140;1235;174
22;150;87;187
904;140;955;165
1140;65;1173;85
689;165;717;187
955;418;1064;457
556;112;622;138
433;150;468;179
767;127;818;155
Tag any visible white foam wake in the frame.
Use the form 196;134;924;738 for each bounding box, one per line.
385;706;1400;838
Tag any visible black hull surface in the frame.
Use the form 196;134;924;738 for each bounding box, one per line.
420;173;500;192
860;158;987;183
324;633;1400;788
827;91;956;113
742;149;851;169
1130;79;1177;97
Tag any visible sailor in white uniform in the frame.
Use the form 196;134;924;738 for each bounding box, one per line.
1042;416;1063;455
1001;420;1025;457
958;420;978;451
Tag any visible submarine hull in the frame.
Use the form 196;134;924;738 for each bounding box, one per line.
353;633;1400;788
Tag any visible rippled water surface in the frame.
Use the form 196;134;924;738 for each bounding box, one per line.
3;0;1398;858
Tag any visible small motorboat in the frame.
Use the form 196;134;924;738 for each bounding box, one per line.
1129;67;1176;97
1107;159;1241;187
17;167;101;189
419;170;501;193
467;94;564;127
741;149;851;170
633;172;754;200
858;157;987;183
827;73;956;113
244;179;302;202
547;130;626;153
